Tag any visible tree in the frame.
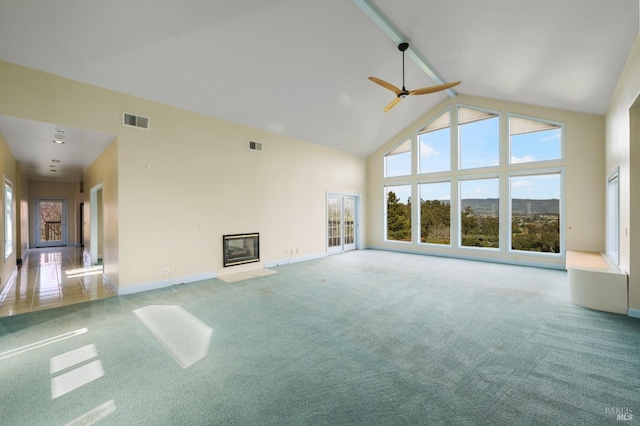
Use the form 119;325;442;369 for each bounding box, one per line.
387;191;411;241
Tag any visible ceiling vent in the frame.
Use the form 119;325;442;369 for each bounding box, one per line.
123;112;150;130
249;141;263;152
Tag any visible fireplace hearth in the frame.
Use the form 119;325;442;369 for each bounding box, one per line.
223;233;259;267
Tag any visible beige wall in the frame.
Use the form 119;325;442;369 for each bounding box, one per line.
366;94;605;269
85;139;118;287
28;180;81;247
0;133;17;291
606;33;640;313
0;60;366;292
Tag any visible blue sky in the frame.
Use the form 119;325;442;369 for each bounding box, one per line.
420;181;450;201
385;152;411;177
388;118;562;177
385;115;562;200
460;178;499;199
510;173;560;199
419;128;450;173
459;117;500;169
511;128;561;163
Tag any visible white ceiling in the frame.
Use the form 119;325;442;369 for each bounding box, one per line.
0;0;638;182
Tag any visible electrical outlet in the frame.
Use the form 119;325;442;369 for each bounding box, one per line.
165;267;170;274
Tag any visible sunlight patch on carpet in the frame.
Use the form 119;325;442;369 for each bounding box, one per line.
134;305;213;369
51;360;104;399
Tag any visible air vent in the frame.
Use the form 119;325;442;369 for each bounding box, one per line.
123;112;150;129
249;141;263;151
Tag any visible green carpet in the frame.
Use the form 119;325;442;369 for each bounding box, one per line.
0;250;638;425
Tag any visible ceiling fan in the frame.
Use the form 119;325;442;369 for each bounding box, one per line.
369;42;461;112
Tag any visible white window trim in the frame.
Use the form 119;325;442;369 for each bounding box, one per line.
384;183;413;244
457;174;501;251
506;168;565;258
457;104;501;172
507;112;565;166
384;135;413;178
417;179;453;247
418;107;452;176
605;167;620;265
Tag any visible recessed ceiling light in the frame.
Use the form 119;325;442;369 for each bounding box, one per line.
51;159;61;163
53;140;65;144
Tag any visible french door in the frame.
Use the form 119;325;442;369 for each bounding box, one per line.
35;199;68;247
327;194;357;253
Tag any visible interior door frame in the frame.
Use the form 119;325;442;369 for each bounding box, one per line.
34;198;68;247
89;183;103;265
326;193;360;254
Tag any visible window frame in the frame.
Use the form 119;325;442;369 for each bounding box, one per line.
384;183;413;244
507;113;565;166
507;168;564;257
606;167;620;265
457;104;501;171
418;179;452;247
418;107;452;176
457;174;501;251
384;136;413;178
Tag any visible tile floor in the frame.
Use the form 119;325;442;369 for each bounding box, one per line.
0;246;116;317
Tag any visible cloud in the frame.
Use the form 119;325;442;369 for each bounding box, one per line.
421;144;440;158
511;155;535;164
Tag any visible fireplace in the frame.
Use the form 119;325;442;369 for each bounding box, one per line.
223;233;260;267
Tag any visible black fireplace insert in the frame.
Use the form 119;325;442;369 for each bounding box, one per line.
223;233;259;267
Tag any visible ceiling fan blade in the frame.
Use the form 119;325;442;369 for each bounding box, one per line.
409;81;461;96
383;97;402;112
368;76;402;95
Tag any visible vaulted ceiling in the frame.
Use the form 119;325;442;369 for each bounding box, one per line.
0;0;638;181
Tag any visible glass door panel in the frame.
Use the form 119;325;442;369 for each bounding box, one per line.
327;194;357;253
36;199;68;247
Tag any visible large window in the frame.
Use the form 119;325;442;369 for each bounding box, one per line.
382;103;565;262
384;137;412;177
419;181;451;245
419;109;451;174
458;106;500;170
385;185;412;242
4;177;13;261
459;178;500;248
510;173;561;253
509;115;562;164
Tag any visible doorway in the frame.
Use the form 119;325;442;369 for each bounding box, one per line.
327;194;357;254
35;199;68;247
90;184;104;265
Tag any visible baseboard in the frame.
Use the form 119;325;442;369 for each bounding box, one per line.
628;308;640;319
117;271;217;296
265;252;328;268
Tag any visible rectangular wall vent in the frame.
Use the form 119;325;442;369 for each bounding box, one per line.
249;141;263;151
123;112;150;130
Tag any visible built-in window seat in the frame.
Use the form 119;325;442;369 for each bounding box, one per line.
565;250;628;315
